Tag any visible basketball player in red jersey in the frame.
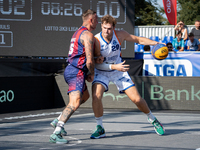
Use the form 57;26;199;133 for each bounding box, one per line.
49;9;102;144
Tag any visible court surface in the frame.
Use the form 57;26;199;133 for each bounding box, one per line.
0;108;200;150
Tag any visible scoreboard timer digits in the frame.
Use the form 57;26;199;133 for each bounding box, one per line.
0;0;32;21
41;2;82;16
40;0;126;24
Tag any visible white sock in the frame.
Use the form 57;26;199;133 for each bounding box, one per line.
57;113;62;120
146;111;156;122
95;116;103;128
53;121;64;133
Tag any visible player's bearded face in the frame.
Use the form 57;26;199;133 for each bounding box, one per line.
101;23;114;38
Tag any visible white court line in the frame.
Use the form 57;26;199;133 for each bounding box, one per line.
2;112;63;120
68;136;82;146
0;111;132;125
0;113;95;125
2;110;196;122
0;111;144;122
1;110;200;122
1;126;154;133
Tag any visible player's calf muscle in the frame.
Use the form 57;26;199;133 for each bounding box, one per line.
61;105;75;122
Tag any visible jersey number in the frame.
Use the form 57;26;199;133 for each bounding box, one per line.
69;38;76;55
112;44;119;51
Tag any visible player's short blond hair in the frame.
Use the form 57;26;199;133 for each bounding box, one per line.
101;15;117;27
82;9;96;21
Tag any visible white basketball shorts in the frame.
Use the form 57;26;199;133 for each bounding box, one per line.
92;69;135;93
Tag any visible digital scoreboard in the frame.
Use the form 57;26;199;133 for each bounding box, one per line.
0;0;135;57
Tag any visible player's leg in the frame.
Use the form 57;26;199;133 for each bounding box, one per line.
60;90;82;122
50;113;67;136
92;83;105;117
50;87;89;136
112;71;165;135
49;65;87;144
90;83;106;139
80;88;90;104
49;90;82;144
125;86;165;135
58;89;89;124
125;86;150;113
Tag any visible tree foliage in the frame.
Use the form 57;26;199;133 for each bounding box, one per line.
135;0;165;25
135;0;200;25
177;0;200;25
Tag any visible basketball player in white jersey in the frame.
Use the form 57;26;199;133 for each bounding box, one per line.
90;14;165;139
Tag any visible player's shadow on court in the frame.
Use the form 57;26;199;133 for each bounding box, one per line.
104;130;153;139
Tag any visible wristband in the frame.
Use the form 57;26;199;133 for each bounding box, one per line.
95;62;112;70
109;64;112;70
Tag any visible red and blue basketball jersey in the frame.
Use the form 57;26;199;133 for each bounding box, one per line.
68;26;88;71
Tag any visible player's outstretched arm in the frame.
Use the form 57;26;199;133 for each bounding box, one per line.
118;30;158;46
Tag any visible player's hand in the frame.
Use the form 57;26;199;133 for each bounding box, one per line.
86;74;94;82
112;60;130;72
95;56;104;64
156;42;166;45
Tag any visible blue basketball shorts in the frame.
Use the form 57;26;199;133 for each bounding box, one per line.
64;64;87;94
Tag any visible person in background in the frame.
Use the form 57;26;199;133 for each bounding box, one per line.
187;33;200;51
143;45;150;51
174;21;188;41
172;31;185;52
191;20;200;42
166;42;173;51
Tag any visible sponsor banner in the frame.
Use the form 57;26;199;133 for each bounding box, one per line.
135;52;200;76
132;76;200;110
162;0;177;25
83;76;200;110
0;76;55;113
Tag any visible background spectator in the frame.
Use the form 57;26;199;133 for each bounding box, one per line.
143;45;150;51
187;33;200;51
172;31;184;52
191;20;200;42
174;21;188;41
166;42;173;51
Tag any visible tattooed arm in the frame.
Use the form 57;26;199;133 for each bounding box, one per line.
94;37;104;64
81;31;95;75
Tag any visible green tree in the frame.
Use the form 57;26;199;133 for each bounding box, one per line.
177;0;200;25
135;0;165;25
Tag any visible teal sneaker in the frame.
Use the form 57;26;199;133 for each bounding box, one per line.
148;118;165;135
50;119;67;136
90;125;106;139
49;131;68;144
50;118;58;128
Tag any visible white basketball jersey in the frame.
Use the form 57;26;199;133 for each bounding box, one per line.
95;30;122;66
